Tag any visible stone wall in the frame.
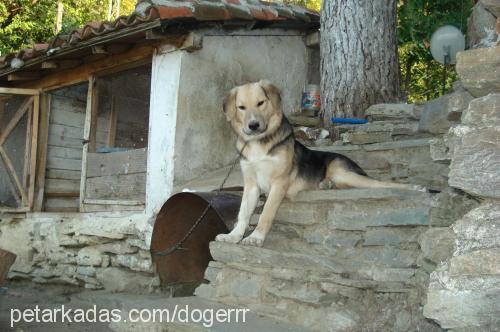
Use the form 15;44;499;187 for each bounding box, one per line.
423;45;500;329
0;212;159;292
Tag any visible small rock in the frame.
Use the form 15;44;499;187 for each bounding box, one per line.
419;228;455;264
76;247;103;266
96;267;159;293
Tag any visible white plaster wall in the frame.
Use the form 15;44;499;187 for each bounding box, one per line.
173;34;308;185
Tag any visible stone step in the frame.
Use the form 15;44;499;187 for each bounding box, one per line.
195;243;436;331
206;242;420;282
251;189;433;227
336;121;428;144
312;139;448;190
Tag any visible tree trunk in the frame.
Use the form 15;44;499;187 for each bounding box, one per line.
320;0;401;125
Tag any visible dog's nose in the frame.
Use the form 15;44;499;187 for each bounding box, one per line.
248;121;260;131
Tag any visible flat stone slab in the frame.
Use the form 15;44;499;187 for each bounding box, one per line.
456;46;500;97
314;138;432;152
291;188;431;203
209;242;348;274
365;103;421;121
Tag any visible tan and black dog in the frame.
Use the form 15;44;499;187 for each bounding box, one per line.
216;80;424;247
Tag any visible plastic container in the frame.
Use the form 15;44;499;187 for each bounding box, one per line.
301;84;321;114
331;117;369;124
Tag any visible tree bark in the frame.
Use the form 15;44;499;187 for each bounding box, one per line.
320;0;401;124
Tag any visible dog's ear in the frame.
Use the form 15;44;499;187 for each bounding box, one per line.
222;87;237;122
259;80;282;110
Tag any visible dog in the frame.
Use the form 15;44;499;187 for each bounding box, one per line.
215;80;424;247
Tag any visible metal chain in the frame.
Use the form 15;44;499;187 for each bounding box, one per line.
154;141;248;256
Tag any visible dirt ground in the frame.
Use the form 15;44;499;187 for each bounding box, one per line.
0;280;301;332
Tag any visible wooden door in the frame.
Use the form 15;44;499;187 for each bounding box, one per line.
0;88;40;212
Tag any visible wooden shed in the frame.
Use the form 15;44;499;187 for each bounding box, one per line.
0;0;319;288
0;0;319;215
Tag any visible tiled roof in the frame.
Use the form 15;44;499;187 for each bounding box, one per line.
0;0;318;73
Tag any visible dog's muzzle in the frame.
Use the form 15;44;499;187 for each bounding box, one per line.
244;120;266;135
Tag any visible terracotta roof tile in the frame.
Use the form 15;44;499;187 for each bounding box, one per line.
0;0;318;73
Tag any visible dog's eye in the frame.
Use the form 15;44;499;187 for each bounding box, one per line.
257;100;265;106
238;106;246;110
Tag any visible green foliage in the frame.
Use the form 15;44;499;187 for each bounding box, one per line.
398;0;473;102
282;0;322;12
0;0;472;105
0;0;135;56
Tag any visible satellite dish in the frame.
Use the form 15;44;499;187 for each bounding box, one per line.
430;25;465;65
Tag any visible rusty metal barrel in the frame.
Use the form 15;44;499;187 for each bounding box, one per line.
150;191;241;286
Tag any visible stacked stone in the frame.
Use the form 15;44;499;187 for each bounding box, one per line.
422;8;500;327
196;189;445;331
0;212;159;292
423;42;500;329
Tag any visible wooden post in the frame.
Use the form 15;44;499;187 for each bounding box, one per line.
0;249;16;285
80;76;96;210
107;96;117;147
33;94;51;211
28;94;40;208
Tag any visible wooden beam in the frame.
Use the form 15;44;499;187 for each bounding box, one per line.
88;79;99;153
306;31;320;47
92;45;109;55
22;103;33;190
0;96;33;146
0;100;4;130
41;60;81;70
107;95;117;147
0;146;28;203
79;76;95;211
83;199;144;206
105;43;132;55
33;94;51;211
181;32;203;52
0;87;39;95
28;94;40;208
20;45;154;91
8;72;41;81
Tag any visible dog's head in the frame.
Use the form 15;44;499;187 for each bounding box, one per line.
223;80;283;140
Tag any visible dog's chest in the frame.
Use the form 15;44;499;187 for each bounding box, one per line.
242;147;281;193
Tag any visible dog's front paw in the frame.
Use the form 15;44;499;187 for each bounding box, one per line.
241;232;265;247
215;233;242;243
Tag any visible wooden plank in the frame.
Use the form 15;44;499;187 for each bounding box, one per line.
44;197;79;212
0;87;39;95
0;96;33;145
83;198;145;206
48;123;108;142
79;77;94;210
86;148;147;177
0;100;4;129
47;146;82;160
22;104;33;189
21;45;154;91
47;134;85;149
107;95;117;147
85;172;146;200
34;94;51;211
45;191;79;198
306;31;320;47
0;146;28;203
8;72;41;81
28;94;39;208
41;60;81;70
45;178;80;194
81;203;144;212
46;156;82;171
88;78;99;153
46;169;81;180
